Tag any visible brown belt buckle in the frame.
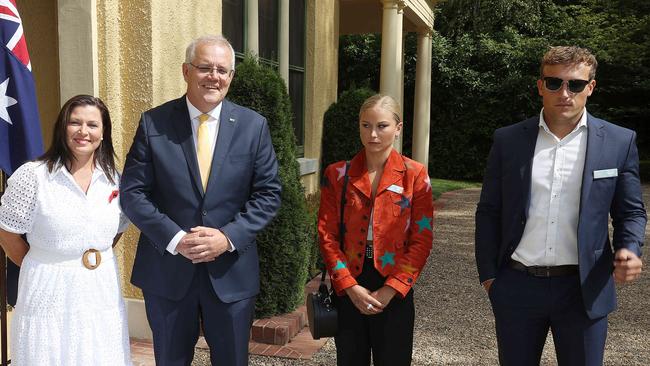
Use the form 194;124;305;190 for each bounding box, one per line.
82;249;102;270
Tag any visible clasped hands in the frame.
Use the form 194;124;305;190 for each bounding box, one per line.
177;226;230;264
344;284;397;315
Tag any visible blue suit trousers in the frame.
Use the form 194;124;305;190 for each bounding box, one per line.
489;266;608;366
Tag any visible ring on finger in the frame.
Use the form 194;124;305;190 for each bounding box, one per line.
366;303;374;311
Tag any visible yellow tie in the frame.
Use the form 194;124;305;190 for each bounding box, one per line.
197;113;212;191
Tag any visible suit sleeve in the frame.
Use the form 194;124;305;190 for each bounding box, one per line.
119;113;183;255
318;163;358;293
475;131;503;283
610;131;647;256
385;166;434;297
219;118;282;248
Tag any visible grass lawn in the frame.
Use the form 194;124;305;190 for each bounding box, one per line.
430;178;481;199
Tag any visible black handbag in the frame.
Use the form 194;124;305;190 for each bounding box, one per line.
306;161;350;339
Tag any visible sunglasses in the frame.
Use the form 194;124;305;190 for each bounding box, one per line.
543;77;591;94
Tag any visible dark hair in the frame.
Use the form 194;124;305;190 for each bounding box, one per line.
540;46;598;80
39;94;118;184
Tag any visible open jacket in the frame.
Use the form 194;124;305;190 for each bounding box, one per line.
475;114;646;319
318;149;434;297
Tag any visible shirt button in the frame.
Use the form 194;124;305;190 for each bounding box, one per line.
202;211;207;216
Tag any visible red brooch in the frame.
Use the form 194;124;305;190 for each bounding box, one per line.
108;190;119;203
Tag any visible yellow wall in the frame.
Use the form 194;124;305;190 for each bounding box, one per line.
18;0;60;149
302;0;339;194
96;0;221;298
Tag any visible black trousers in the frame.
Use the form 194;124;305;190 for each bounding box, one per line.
335;257;415;366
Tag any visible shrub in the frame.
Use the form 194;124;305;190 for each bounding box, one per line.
228;55;313;317
305;191;322;277
321;87;375;171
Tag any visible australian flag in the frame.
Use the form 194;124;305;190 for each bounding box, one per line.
0;0;43;307
0;0;43;176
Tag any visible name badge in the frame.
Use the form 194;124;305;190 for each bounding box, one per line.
593;168;618;179
387;184;404;194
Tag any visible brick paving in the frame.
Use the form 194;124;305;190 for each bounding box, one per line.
129;276;329;364
130;338;155;366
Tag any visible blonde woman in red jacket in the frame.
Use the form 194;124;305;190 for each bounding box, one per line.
318;94;434;365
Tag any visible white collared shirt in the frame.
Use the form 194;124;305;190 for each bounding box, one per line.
166;98;235;254
186;97;222;158
511;108;588;266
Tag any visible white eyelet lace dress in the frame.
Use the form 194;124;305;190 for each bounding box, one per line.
0;161;132;366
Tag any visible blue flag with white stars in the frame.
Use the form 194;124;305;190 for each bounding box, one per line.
0;4;43;176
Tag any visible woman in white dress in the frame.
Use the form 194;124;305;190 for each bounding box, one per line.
0;95;131;365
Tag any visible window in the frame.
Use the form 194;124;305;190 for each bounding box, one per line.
223;0;306;155
289;0;305;152
259;0;278;62
222;0;244;54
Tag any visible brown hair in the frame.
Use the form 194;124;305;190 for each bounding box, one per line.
39;95;118;184
359;94;402;125
540;46;598;80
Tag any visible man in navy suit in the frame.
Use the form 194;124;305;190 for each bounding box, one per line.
120;35;281;366
475;46;646;365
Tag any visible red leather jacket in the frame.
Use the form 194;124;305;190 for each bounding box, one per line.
318;149;434;297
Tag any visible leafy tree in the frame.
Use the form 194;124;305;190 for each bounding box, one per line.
337;0;650;179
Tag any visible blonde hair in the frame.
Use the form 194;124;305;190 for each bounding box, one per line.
540;46;598;80
359;94;402;125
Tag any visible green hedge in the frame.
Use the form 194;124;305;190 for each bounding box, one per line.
228;55;314;317
321;87;375;172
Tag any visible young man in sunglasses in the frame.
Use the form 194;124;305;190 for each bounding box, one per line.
475;46;646;365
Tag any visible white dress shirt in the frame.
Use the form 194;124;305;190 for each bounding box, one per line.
511;108;588;266
166;98;234;255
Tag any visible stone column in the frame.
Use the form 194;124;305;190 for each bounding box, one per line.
412;29;433;167
379;0;404;152
246;0;259;55
278;0;289;87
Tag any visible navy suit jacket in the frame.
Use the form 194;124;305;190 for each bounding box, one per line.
120;97;282;303
475;114;646;319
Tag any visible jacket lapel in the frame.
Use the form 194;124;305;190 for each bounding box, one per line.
376;149;406;196
206;99;237;194
171;97;203;194
520;117;539;215
579;114;605;215
348;151;372;199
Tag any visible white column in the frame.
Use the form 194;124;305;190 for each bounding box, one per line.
412;29;433;167
278;0;289;88
379;0;404;152
58;0;98;104
246;0;259;56
395;32;406;151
